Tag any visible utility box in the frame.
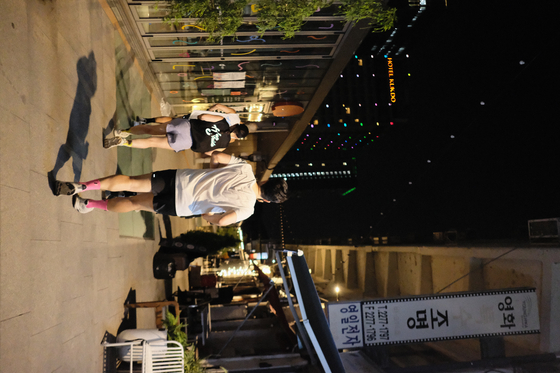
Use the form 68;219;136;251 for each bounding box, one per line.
528;218;560;243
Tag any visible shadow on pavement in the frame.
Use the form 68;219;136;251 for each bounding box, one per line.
48;52;97;191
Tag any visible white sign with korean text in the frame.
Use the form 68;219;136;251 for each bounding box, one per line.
213;72;246;81
328;288;539;349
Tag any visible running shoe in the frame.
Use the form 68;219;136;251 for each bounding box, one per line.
113;128;131;138
103;137;126;149
54;181;85;196
72;195;94;214
132;116;147;127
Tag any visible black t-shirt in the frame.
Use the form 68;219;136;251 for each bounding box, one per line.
189;117;231;153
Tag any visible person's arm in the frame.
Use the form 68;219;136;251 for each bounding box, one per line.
209;104;236;114
210;151;232;168
202;211;237;226
204;148;226;156
197;113;226;122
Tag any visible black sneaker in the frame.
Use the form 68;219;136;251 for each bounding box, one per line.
103;137;126;149
133;116;147;126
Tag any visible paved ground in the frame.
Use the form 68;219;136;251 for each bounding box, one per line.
0;1;202;371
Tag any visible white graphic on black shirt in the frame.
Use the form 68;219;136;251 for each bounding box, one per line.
205;124;222;147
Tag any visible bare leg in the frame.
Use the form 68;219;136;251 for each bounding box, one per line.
107;193;155;213
155;116;174;123
98;173;153;192
128;123;168;136
128;137;174;150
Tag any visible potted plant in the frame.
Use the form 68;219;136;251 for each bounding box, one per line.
162;310;208;373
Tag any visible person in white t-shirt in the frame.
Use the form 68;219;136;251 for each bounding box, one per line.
53;152;288;226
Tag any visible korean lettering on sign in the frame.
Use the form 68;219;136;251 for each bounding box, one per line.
407;309;449;330
340;304;362;347
499;296;515;329
364;304;389;342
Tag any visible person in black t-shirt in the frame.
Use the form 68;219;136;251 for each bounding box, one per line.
103;104;249;155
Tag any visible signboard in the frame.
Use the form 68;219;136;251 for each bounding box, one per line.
387;58;396;103
327;288;539;349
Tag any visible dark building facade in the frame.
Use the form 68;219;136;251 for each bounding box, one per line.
271;3;434;191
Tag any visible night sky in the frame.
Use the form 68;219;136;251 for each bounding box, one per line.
248;0;560;243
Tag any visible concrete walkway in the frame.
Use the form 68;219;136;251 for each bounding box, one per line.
0;1;202;371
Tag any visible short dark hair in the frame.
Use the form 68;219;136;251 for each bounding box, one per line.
261;178;288;203
232;124;249;139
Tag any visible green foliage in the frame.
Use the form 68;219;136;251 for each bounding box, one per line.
255;0;333;39
162;310;207;373
159;0;396;41
217;227;241;242
164;0;248;42
339;0;397;32
162;310;189;349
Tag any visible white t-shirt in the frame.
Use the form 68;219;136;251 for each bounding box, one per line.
174;156;256;222
189;111;241;126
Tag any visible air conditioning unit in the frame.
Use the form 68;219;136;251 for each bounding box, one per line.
528;218;560;243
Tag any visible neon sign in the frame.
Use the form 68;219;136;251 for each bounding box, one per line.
387;58;396;103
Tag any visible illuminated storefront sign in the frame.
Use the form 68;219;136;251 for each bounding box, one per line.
328;288;539;348
387;58;396;103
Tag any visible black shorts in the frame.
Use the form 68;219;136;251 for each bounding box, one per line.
151;170;177;216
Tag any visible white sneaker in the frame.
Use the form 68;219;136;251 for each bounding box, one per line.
55;181;85;196
114;129;131;138
72;195;94;214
